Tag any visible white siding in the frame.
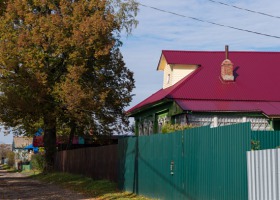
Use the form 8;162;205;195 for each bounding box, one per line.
163;64;173;89
162;64;197;89
172;65;197;85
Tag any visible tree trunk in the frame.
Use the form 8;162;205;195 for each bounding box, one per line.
67;120;76;150
43;112;57;172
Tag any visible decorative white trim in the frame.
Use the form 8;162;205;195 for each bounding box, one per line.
188;114;271;130
213;116;218;127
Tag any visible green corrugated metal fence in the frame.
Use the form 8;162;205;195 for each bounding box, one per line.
119;123;251;200
184;124;250;200
251;130;280;150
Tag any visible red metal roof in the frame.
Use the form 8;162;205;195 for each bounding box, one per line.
127;50;280;116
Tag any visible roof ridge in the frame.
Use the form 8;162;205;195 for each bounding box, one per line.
174;98;280;102
162;50;280;54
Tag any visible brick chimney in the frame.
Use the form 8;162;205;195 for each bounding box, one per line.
221;45;234;81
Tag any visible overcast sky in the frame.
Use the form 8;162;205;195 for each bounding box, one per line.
2;0;280;143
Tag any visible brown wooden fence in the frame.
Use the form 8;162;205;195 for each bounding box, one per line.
54;144;118;182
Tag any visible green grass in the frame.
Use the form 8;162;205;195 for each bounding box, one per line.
1;164;10;170
32;172;155;200
0;164;17;172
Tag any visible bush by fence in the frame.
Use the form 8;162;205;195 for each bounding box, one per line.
31;154;45;171
6;151;15;168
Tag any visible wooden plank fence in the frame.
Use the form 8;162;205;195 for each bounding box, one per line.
54;145;118;182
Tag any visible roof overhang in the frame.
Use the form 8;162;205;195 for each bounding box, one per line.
262;114;280;119
157;54;167;71
175;99;280;118
127;99;172;117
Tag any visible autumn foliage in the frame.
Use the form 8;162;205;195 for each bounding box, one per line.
0;0;138;169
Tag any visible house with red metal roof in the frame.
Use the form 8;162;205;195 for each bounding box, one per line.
127;46;280;135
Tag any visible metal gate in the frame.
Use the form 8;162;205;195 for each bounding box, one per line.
119;123;250;200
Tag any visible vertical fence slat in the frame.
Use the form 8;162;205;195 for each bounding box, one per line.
259;151;264;200
54;144;118;182
276;149;280;199
272;150;277;200
247;151;252;200
251;151;256;200
263;150;268;200
267;150;272;200
255;151;260;200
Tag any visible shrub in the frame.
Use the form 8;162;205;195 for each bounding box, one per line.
6;151;15;167
251;140;260;150
161;123;194;134
30;154;45;172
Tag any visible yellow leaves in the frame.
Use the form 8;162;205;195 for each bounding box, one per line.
99;90;110;104
34;70;48;85
60;0;72;15
0;0;137;134
17;32;29;47
54;65;90;117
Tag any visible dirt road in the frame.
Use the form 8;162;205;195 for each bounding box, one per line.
0;169;90;200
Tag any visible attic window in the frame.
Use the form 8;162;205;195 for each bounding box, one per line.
167;74;171;84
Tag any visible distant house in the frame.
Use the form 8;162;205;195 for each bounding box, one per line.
127;47;280;135
0;144;12;164
12;137;33;167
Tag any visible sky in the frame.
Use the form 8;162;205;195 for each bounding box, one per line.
1;0;280;143
120;0;280;110
0;129;12;144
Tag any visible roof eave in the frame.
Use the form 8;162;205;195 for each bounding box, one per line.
187;110;262;114
263;113;280;119
127;99;172;117
157;53;167;71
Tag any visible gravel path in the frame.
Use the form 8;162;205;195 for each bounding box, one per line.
0;168;91;200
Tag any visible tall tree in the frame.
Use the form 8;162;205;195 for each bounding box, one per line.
0;0;138;170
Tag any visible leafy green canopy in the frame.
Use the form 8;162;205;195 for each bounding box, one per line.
0;0;138;136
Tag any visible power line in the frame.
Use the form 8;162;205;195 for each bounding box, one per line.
138;3;280;39
208;0;280;19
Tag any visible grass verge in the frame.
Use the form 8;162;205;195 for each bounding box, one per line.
1;164;10;170
32;172;154;200
0;164;17;172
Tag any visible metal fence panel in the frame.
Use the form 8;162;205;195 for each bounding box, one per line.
118;137;137;191
247;149;280;200
119;123;251;200
251;131;280;150
184;124;250;200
